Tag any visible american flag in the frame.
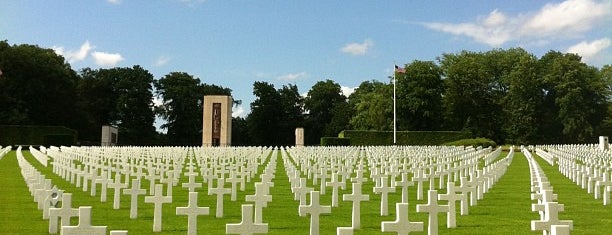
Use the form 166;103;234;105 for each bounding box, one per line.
394;65;405;74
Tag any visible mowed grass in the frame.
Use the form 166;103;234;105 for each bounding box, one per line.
533;154;612;235
0;149;610;234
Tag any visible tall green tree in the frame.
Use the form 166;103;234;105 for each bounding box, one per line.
77;66;157;145
0;41;78;127
110;66;157;145
501;51;543;144
277;84;305;146
76;68;116;143
348;80;392;130
440;51;501;141
396;61;444;131
247;81;283;146
539;51;607;143
598;65;612;135
304;80;349;144
155;72;199;146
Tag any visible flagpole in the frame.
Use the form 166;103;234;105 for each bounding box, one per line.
393;64;397;145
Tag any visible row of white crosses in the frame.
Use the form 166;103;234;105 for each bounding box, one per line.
47;145;274;234
0;145;12;160
14;146;126;234
523;147;573;235
282;145;514;235
542;145;612;206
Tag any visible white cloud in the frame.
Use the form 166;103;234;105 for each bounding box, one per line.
53;41;94;63
341;86;356;97
340;39;374;56
567;38;611;62
106;0;121;4
232;104;246;118
523;0;610;37
155;56;171;67
424;0;611;46
277;72;307;81
91;51;125;67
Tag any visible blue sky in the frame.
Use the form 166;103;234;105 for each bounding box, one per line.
2;0;611;130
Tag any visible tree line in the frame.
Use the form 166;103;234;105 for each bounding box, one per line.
1;41;610;146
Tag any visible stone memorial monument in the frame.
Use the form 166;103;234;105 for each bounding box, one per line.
202;95;232;147
295;127;304;147
599;136;609;151
101;125;118;146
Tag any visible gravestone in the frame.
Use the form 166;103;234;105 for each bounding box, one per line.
342;183;369;229
60;206;107;235
209;178;231;218
226;204;269;235
295;128;304;147
416;190;449;235
123;179;147;219
299;191;331;235
101;125;118;146
245;182;272;223
381;202;424;234
202;95;232;147
144;184;172;232
176;192;210;235
48;193;79;234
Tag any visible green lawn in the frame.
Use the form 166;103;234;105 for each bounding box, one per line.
0;148;610;234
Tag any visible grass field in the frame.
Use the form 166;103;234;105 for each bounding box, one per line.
0;148;610;234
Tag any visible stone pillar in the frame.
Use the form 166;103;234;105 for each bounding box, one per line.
202;95;232;147
600;136;609;151
295;127;304;147
101;125;118;146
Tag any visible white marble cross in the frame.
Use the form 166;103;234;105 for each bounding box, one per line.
161;170;177;197
48;193;78;234
245;182;272;223
60;206;107;235
326;172;346;207
416;190;449;235
108;175;128;209
299;191;331;235
176;192;210;235
209;178;231;218
373;176;395;216
394;173;414;203
342;183;369;229
95;171;111;202
412;169;428;200
123;179;147;219
226;204;269;235
182;174;203;192
437;182;465;228
144;184;172;232
531;202;573;234
381;202;424;234
294;178;313;205
226;172;242;201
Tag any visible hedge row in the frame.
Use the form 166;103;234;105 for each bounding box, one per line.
338;130;471;146
320;137;351;146
0;125;77;146
443;138;497;148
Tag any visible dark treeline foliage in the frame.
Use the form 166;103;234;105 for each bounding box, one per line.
0;41;609;146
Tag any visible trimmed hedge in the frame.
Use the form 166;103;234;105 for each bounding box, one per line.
0;125;77;146
444;138;497;148
320;137;351;146
339;130;471;146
